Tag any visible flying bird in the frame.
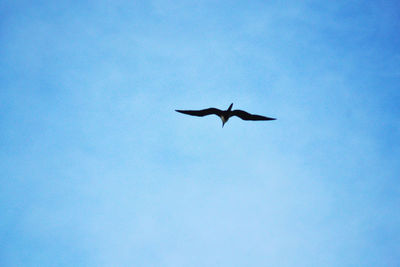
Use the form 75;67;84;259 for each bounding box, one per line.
176;103;276;127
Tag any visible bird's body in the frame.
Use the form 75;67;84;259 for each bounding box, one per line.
176;103;276;127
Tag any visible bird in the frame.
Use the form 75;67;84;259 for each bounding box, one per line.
175;103;276;127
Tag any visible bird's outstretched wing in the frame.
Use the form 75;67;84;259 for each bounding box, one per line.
231;109;276;121
175;108;222;117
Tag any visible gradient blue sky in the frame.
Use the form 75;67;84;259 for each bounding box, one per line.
1;1;400;266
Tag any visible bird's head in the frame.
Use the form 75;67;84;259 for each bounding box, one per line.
221;115;228;127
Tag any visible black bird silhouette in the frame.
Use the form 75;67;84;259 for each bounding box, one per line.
176;103;276;127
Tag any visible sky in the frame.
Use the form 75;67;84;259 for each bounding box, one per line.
1;0;400;266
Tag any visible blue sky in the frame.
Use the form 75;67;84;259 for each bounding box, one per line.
1;0;399;266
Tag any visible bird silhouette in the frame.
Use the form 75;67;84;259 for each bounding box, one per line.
176;103;276;127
